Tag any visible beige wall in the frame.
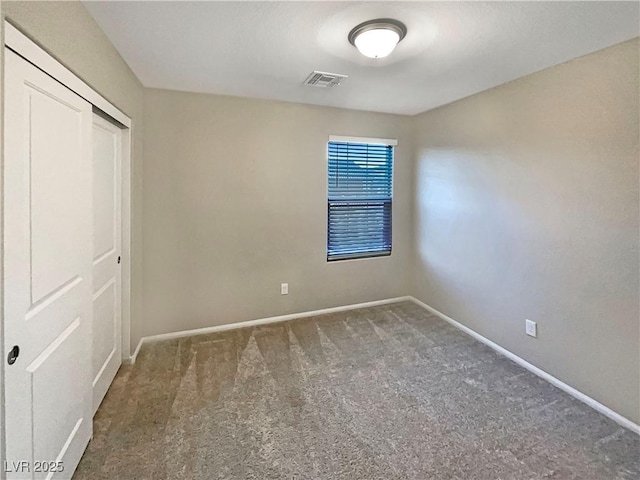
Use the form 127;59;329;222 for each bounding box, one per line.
2;1;145;353
412;39;640;423
143;88;413;337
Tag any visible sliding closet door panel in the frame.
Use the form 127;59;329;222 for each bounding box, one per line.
91;114;122;414
3;49;93;480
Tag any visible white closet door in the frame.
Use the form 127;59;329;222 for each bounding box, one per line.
91;114;122;414
3;49;93;479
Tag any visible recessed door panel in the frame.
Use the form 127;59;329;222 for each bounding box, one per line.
30;91;85;305
92;123;116;261
92;281;116;381
30;318;85;480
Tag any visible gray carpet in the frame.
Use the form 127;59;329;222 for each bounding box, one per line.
74;301;639;479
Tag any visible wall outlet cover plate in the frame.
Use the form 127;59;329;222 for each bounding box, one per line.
525;319;537;337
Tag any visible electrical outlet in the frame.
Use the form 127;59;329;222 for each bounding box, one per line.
525;319;537;338
281;283;288;295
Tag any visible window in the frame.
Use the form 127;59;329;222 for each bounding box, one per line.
327;136;395;261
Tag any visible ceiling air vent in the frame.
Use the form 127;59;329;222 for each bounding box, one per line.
304;71;347;88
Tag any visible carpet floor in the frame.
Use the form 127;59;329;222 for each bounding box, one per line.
74;301;639;479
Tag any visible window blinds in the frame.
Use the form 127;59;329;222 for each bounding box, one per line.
327;141;393;261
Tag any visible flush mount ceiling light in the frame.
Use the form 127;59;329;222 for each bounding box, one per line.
348;18;407;59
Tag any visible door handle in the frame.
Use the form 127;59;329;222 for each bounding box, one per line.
7;345;19;365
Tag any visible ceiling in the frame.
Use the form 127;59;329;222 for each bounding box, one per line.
84;1;639;116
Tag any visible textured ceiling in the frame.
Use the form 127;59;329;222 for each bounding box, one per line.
84;1;639;115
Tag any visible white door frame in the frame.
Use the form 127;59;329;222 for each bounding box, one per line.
3;21;133;365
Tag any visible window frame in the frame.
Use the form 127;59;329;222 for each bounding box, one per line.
326;135;397;262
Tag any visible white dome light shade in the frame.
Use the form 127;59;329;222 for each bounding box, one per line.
348;19;407;60
354;28;400;58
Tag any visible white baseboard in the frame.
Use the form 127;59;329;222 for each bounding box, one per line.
408;296;640;435
124;296;412;365
123;339;143;365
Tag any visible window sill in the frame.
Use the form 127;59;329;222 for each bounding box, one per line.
327;251;392;262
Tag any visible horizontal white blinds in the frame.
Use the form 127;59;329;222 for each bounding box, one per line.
327;141;393;261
